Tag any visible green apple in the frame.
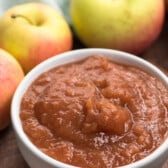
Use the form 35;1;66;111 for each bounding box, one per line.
70;0;165;54
0;49;24;130
0;2;72;73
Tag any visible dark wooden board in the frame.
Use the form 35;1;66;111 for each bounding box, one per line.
0;14;168;168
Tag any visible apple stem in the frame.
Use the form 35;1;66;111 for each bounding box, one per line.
11;14;34;25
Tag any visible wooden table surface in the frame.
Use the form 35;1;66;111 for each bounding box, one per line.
0;15;168;168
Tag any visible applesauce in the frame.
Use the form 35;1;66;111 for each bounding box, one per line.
20;55;168;168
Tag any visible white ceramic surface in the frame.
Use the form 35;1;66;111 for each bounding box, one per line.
11;48;168;168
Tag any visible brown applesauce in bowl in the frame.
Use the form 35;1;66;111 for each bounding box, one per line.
20;55;168;168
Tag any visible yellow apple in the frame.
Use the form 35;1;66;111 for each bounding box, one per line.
0;2;72;73
0;49;24;130
70;0;165;54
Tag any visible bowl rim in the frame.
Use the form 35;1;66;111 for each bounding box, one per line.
11;48;168;168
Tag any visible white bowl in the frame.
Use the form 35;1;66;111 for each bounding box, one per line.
11;48;168;168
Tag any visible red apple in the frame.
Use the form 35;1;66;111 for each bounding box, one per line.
0;2;72;73
0;49;24;130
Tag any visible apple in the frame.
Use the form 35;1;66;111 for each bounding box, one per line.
0;48;24;130
0;2;72;73
70;0;165;54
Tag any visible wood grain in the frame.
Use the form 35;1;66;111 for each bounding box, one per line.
0;14;168;168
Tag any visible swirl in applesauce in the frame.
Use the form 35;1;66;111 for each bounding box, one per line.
20;55;168;168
